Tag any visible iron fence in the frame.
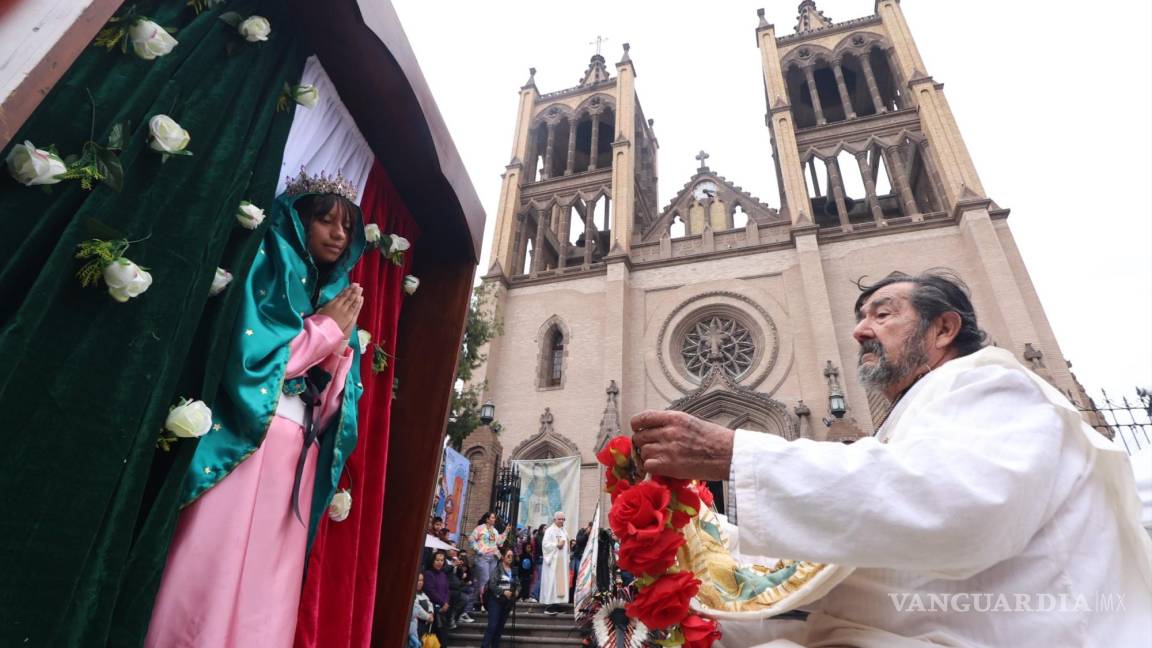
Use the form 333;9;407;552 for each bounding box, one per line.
1073;387;1151;456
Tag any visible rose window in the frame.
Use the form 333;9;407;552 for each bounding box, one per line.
680;315;756;379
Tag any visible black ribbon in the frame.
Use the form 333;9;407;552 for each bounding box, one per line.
291;366;332;525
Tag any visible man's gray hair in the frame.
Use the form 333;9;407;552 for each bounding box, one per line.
854;268;988;357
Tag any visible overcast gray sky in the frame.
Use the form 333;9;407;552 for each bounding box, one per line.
392;0;1152;399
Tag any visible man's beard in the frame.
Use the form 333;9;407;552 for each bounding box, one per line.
857;326;930;395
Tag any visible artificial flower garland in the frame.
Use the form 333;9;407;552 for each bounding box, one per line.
597;435;722;648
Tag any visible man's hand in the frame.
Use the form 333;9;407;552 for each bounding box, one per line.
631;409;735;481
316;283;364;337
440;603;449;613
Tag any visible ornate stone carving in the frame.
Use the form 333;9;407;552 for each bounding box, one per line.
680;315;757;380
509;407;581;460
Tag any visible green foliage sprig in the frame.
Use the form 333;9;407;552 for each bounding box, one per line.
371;342;394;375
74;238;129;287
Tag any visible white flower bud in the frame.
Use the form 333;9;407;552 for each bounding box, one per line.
328;489;352;522
238;15;271;42
165;399;213;438
129;19;177;60
364;223;381;244
357;330;372;354
236;201;265;229
388;235;411;254
209;267;232;296
6;141;66;186
103;258;153;302
403;275;420;295
147;114;190;154
293;84;319;108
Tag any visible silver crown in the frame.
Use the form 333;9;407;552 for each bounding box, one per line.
284;167;358;202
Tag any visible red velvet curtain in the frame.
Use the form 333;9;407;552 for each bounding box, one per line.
295;160;420;648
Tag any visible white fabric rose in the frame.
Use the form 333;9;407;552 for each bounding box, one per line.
103;258;153;302
357;330;372;354
328;489;352;522
165;399;213;438
147;114;190;154
209;267;232;296
403;275;420;295
236;201;265;229
364;223;381;244
293;84;319;108
129;19;177;60
388;235;411;254
238;15;271;42
6;141;66;186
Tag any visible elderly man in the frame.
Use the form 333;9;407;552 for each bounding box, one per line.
540;511;570;615
633;270;1152;647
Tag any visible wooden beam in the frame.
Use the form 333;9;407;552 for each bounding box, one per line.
0;0;122;150
371;244;475;647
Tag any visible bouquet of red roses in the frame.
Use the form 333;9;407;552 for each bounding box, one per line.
596;436;722;648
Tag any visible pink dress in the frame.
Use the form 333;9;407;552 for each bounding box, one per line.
146;315;355;648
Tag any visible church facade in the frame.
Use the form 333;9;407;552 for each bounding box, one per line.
462;0;1081;529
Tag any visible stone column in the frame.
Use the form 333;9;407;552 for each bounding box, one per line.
884;47;904;109
542;122;556;179
556;203;569;269
825;158;852;231
583;204;595;266
855;150;886;226
858;54;886;114
832;60;856;120
565;120;577;175
803;66;826;125
807;158;822;196
589;117;602;171
532;209;548;274
513;215;529;275
882;144;921;221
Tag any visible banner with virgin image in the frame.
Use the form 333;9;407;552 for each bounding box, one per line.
513;455;581;531
438;447;471;542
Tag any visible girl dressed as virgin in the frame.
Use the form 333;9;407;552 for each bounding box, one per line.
147;172;367;647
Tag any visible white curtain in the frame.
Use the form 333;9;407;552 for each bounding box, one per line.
276;56;374;205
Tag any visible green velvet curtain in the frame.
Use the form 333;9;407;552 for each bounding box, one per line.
0;2;304;645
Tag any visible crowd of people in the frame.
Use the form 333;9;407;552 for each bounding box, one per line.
409;511;596;648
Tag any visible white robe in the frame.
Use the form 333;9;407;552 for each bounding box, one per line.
540;523;570;605
730;347;1152;647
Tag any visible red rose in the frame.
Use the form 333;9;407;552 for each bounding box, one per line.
626;571;699;629
681;614;722;648
596;435;633;468
605;467;632;500
670;509;691;529
609;480;671;541
654;474;701;516
616;527;685;576
695;481;715;508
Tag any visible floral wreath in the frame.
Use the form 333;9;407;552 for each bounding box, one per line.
596;436;723;648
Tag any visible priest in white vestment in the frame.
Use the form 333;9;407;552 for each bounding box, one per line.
632;271;1152;647
540;511;570;613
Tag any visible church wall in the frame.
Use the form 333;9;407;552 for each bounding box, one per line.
992;220;1076;394
486;277;612;531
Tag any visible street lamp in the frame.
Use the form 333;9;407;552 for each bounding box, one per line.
828;389;847;419
479;400;496;425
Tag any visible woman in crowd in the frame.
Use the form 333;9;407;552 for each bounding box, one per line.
481;548;519;648
516;529;534;600
412;572;434;648
423;550;451;646
450;554;476;625
468;512;506;607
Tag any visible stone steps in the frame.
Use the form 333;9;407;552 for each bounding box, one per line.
444;602;581;648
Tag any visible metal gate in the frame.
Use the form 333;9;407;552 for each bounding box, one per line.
490;463;521;534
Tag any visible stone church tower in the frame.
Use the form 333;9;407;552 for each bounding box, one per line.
462;1;1080;529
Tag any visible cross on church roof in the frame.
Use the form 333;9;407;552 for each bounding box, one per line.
589;35;609;56
696;150;710;170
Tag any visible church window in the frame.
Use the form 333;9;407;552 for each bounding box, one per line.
680;315;756;379
538;321;568;390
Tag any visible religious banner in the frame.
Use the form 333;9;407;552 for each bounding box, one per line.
441;447;471;542
573;503;601;613
513;455;581;531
